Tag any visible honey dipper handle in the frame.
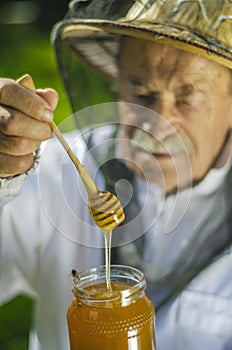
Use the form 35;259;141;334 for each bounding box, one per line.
17;74;98;196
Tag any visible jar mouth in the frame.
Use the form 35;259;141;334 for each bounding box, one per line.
72;264;146;304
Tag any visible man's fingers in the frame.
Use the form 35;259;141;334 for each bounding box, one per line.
0;106;52;140
36;88;59;111
0;132;41;156
0;78;54;122
0;77;59;177
0;153;34;177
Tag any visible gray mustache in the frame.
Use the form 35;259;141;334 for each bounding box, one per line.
131;129;191;155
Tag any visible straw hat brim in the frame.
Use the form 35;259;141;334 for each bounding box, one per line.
56;19;232;79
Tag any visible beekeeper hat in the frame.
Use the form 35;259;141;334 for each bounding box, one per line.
52;0;232;81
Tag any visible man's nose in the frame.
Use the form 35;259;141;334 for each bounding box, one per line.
150;93;178;134
156;92;177;121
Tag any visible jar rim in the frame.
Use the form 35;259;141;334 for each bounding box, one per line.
71;264;146;303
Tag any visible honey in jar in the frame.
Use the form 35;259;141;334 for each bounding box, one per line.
67;265;156;349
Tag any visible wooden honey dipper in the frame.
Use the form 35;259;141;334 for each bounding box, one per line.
17;74;125;231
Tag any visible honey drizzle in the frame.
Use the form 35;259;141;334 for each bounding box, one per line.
103;229;112;292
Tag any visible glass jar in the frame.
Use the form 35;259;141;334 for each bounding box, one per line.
67;265;156;350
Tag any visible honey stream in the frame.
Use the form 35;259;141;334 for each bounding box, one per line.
103;230;112;291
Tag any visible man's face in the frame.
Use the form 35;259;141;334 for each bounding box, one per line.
118;38;232;192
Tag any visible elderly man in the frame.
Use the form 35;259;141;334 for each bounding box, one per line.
0;1;232;349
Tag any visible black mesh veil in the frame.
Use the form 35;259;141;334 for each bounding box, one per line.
52;28;117;122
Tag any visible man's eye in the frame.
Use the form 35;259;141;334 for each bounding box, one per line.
176;98;190;106
177;98;195;110
176;84;194;106
136;93;158;105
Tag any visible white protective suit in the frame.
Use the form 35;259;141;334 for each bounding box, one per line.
0;126;232;350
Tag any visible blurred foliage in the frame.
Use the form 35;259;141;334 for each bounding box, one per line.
0;23;71;124
0;296;34;350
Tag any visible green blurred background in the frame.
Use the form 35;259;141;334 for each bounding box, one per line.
0;2;69;348
0;0;71;125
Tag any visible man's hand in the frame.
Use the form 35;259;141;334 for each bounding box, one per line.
0;78;59;177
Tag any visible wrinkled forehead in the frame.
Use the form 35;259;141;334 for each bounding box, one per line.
118;37;232;85
119;37;218;65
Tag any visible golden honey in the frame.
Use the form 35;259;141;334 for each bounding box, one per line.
67;265;156;350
